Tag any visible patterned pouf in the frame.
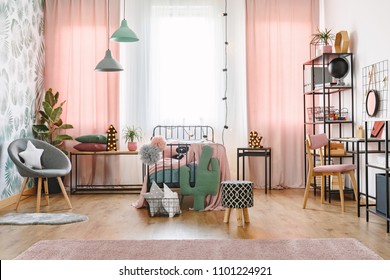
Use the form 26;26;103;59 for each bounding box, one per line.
221;180;253;226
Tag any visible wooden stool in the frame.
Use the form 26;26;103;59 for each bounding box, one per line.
221;180;253;226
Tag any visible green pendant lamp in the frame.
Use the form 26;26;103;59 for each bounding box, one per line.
110;0;139;42
95;0;123;72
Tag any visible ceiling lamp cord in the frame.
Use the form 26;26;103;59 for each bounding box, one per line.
95;0;124;72
222;0;228;145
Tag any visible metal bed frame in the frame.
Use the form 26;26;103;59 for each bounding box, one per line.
145;125;214;191
152;125;214;142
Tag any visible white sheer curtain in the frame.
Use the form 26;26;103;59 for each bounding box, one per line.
119;0;247;182
149;3;220;125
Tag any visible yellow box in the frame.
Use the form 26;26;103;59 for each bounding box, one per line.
324;142;345;156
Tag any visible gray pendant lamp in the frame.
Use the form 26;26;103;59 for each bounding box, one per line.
95;0;123;72
111;0;139;42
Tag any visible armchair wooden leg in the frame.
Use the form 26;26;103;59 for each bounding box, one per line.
15;177;28;210
36;177;43;213
338;173;345;212
57;176;72;209
43;178;50;206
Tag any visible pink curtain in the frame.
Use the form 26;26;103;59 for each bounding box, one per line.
45;0;120;185
246;0;313;188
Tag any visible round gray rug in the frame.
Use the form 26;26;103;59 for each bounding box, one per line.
0;213;88;225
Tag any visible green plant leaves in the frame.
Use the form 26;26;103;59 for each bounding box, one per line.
310;28;335;45
41;100;63;124
50;107;62;124
32;124;49;134
55;134;73;141
42;100;53;117
44;88;58;107
38;109;49;123
58;124;73;129
34;88;73;150
123;125;142;142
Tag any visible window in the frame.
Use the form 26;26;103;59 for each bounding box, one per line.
149;4;222;125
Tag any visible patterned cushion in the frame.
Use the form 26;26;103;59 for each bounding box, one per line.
221;180;254;208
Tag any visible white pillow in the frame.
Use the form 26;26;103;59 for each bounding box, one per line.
163;183;178;199
18;140;44;169
142;181;164;216
162;183;181;217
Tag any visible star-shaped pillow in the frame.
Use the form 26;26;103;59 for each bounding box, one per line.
18;140;44;169
142;181;165;216
162;184;181;217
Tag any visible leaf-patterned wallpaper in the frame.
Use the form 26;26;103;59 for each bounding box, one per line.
0;0;44;200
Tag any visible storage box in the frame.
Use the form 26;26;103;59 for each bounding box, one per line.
145;197;181;217
375;173;390;215
323;142;345;156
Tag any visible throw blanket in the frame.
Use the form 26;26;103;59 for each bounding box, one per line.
132;143;231;210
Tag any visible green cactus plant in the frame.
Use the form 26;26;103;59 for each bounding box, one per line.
180;145;220;210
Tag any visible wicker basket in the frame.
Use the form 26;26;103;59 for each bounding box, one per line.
307;106;336;121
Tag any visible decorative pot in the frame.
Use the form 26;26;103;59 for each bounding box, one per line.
127;142;137;151
322;45;333;53
315;48;322;57
34;177;63;194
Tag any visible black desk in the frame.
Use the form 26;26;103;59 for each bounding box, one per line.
331;137;384;216
237;147;272;193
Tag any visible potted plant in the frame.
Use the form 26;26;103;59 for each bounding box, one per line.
311;28;335;54
32;88;74;193
32;88;74;154
123;125;142;151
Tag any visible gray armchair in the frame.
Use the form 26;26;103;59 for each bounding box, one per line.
8;138;72;213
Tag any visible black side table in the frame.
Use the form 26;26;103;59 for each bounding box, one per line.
237;147;272;193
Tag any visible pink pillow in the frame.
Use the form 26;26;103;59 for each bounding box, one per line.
74;143;107;151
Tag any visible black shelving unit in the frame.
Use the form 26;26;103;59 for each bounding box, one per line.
303;53;355;200
364;120;390;233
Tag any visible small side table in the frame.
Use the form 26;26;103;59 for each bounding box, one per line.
237;147;272;193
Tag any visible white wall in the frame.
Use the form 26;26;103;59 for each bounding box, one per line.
321;0;390;195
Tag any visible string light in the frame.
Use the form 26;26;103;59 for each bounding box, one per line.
221;0;229;145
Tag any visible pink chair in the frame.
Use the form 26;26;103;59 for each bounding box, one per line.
302;133;358;212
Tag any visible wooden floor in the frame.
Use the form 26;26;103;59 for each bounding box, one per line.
0;188;389;259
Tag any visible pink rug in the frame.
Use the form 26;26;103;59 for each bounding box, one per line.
14;238;382;260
